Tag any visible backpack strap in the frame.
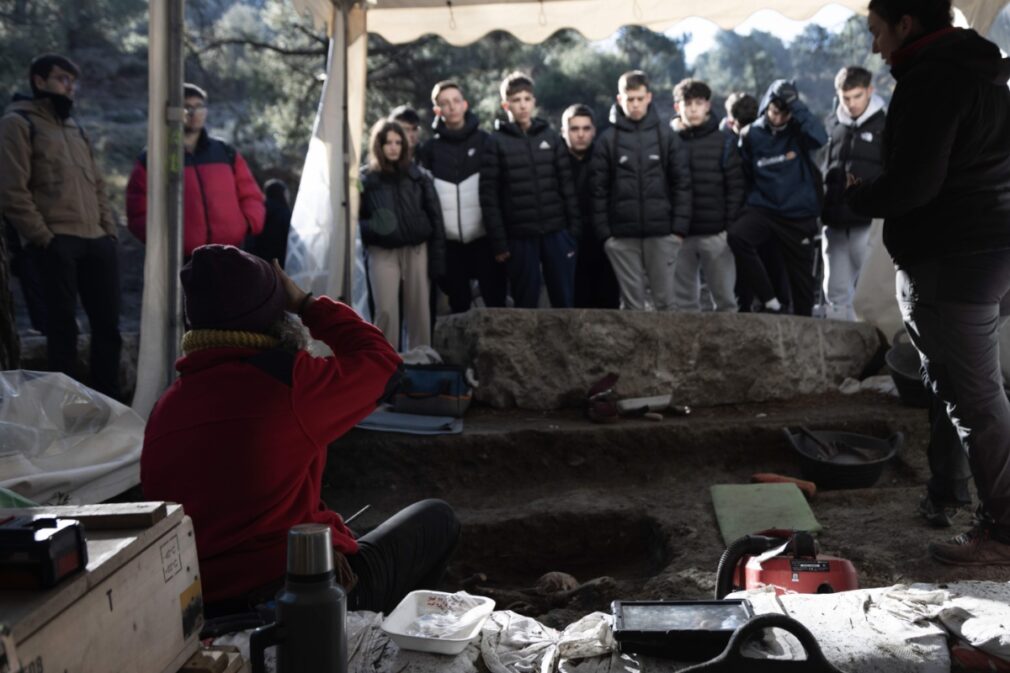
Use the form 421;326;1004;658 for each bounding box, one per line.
9;110;35;143
222;141;237;174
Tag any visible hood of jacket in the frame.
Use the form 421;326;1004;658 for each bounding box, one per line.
432;109;481;142
672;113;720;139
609;103;661;133
494;116;550;137
892;28;1010;85
836;93;887;128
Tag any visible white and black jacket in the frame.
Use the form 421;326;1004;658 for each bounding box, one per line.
416;111;488;245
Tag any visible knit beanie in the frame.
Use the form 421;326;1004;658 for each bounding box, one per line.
180;244;286;332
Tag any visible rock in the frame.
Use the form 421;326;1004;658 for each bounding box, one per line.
19;332;140;402
536;571;579;595
434;309;883;411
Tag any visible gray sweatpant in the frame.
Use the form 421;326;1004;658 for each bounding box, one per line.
672;232;737;312
604;234;682;311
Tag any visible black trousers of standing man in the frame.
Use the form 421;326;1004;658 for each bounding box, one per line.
41;234;122;399
728;207;818;316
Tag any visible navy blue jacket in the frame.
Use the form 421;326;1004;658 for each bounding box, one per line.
740;93;828;220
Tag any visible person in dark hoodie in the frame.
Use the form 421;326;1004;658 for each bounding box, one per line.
590;70;692;311
417;80;506;313
671;78;745;312
360;120;446;351
0;54;121;396
562;103;619;309
729;79;827;316
847;0;1010;566
481;72;580;308
820;66;886;321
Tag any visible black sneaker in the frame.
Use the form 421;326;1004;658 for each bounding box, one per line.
929;524;1010;566
918;494;970;528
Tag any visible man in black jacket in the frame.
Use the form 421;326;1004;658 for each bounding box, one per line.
480;72;580;308
820;66;886;321
590;70;692;311
563;104;619;309
417;80;506;313
671;78;744;312
848;0;1010;565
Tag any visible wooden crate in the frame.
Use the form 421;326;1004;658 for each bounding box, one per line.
0;502;203;673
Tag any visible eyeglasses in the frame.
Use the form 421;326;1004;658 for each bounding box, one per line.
184;105;207;115
49;73;76;88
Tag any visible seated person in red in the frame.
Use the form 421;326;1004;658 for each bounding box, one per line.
140;244;460;615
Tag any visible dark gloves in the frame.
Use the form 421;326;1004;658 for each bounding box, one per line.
770;79;799;110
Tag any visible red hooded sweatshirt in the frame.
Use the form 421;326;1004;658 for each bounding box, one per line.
140;298;401;603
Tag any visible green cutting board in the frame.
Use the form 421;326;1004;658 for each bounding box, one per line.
710;483;822;545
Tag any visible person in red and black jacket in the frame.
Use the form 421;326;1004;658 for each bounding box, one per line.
140;244;460;615
125;83;265;259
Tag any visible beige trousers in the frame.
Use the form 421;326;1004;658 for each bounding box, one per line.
367;243;431;350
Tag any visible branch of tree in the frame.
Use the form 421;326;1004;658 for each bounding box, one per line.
201;37;326;57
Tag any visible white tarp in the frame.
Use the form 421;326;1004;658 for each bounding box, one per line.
0;371;144;505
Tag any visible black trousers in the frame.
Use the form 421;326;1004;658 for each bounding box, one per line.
728;208;818;316
899;250;1010;538
574;232;620;309
346;499;461;614
5;224;47;332
41;234;122;398
438;238;507;313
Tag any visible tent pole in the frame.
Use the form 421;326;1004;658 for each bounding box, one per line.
341;0;352;300
165;0;185;378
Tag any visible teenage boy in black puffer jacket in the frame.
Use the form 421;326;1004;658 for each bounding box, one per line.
590;70;692;311
480;72;580;308
671;78;745;312
820;66;886;321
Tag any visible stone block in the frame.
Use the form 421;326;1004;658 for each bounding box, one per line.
434;309;883;410
18;332;140;402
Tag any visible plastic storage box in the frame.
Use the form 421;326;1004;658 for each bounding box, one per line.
381;590;495;655
612;599;754;661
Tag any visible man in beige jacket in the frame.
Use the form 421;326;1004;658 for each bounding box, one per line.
0;54;121;397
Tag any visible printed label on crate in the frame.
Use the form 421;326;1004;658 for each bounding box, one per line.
160;534;182;581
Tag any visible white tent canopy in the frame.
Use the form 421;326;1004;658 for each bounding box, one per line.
134;0;1010;416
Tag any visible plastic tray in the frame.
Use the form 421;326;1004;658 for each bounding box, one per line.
380;590;495;655
612;599;754;661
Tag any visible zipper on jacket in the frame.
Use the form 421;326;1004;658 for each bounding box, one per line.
637;130;645;237
194;163;212;245
526;132;542;234
455;183;463;242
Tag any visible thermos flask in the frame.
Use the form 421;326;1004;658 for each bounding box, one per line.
250;524;348;673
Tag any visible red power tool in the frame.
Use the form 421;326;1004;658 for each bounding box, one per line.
715;530;858;599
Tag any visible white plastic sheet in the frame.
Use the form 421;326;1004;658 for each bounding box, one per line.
0;370;144;505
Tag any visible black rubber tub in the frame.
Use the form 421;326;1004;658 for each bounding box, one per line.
782;427;903;489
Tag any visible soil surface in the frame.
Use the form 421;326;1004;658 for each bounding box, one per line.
324;392;1010;628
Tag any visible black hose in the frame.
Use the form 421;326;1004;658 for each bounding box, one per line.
714;534;781;600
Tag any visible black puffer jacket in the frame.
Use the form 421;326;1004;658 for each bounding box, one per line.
848;28;1010;267
672;115;745;236
359;164;446;277
569;143;594;240
479;117;579;255
820;99;885;228
590;104;692;241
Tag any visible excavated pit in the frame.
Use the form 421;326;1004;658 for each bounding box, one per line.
326;393;1009;626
